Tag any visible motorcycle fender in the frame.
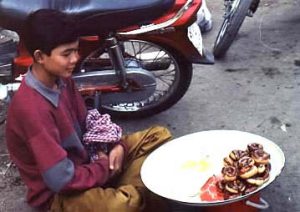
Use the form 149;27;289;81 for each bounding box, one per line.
127;27;204;64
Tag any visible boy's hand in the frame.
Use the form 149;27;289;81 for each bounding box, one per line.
97;151;109;160
108;144;125;177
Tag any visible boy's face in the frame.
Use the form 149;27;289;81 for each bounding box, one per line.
38;40;80;79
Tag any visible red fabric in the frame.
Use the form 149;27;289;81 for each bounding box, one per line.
200;175;224;201
5;77;110;210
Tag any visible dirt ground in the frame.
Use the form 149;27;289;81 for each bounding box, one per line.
1;0;300;211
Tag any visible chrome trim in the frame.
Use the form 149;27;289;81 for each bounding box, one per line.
0;63;11;69
0;63;12;77
118;0;194;35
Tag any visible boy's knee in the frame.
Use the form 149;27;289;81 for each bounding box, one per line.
147;125;172;140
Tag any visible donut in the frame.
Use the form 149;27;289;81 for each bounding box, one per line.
239;165;258;179
229;150;249;161
223;191;241;200
265;163;271;171
257;161;271;174
223;156;235;167
235;180;246;193
225;180;246;194
238;156;255;167
217;180;226;192
238;157;257;179
261;163;271;174
222;166;238;181
257;164;266;174
246;171;270;186
243;184;258;194
224;185;239;194
251;149;270;165
216;143;272;201
247;143;263;153
238;156;255;170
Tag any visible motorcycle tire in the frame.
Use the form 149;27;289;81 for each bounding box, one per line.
213;0;253;59
0;100;7;125
0;29;17;125
0;30;17;66
79;40;193;118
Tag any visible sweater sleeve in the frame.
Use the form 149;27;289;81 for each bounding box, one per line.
25;110;109;193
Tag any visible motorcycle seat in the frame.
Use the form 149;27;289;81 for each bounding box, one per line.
0;0;175;35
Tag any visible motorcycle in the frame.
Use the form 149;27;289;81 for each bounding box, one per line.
0;0;214;120
213;0;261;58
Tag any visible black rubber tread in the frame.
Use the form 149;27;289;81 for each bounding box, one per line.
213;0;253;59
0;100;7;125
0;30;17;56
0;39;16;54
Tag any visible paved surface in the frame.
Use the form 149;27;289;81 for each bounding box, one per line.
0;0;300;211
118;1;300;211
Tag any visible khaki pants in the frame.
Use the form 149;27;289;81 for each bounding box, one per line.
50;126;172;212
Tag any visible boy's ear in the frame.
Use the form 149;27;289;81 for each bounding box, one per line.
33;50;45;64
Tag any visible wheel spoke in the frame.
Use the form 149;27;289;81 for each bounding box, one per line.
151;50;168;62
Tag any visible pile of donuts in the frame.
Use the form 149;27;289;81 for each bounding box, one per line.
217;143;271;200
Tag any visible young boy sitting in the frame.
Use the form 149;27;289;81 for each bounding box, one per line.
5;9;172;212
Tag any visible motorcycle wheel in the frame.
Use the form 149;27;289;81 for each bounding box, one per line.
0;29;18;60
0;100;7;125
80;40;193;118
0;29;18;125
213;0;253;59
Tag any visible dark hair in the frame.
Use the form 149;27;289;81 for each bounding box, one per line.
24;9;79;56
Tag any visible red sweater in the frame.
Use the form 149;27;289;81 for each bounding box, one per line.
6;71;110;210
